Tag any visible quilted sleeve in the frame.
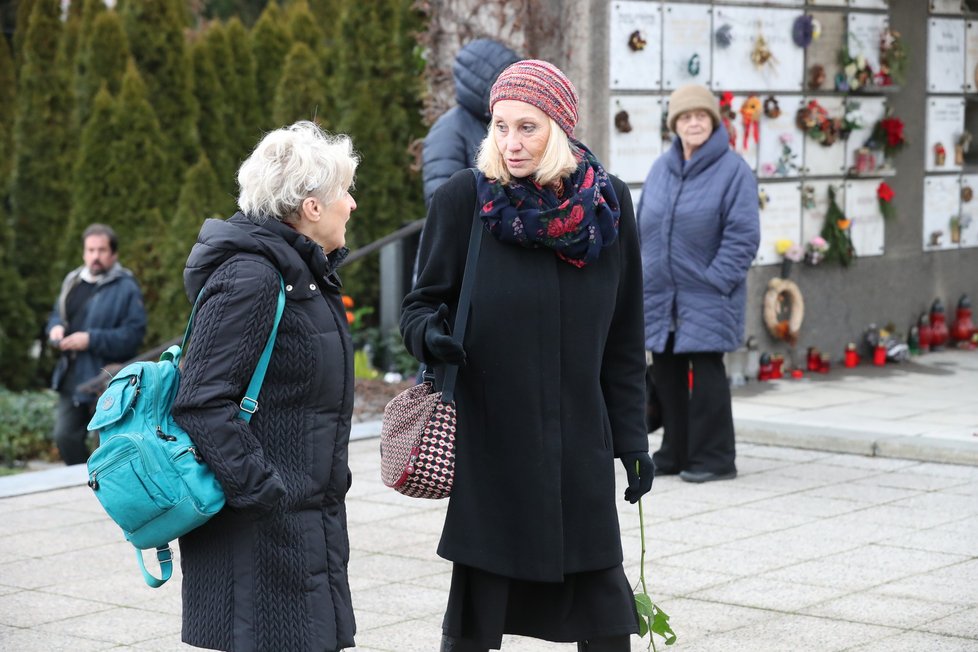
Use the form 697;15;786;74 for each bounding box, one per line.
172;257;286;516
422;111;471;209
703;159;760;296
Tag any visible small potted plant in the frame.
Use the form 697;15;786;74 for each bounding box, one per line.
804;236;829;266
950;215;961;244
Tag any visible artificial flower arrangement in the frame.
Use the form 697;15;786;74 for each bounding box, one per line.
841;103;863;135
796;100;858;147
877;182;896;220
719;91;738;149
836;48;874;92
821;187;855;267
865;111;907;160
878;28;907;87
775;239;804;278
760;133;801;178
804;236;829;266
836;30;906;92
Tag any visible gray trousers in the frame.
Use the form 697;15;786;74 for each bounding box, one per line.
53;393;95;465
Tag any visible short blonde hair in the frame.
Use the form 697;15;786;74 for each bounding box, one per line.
237;121;359;222
476;117;580;187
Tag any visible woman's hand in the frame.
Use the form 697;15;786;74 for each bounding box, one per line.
619;452;654;503
424;304;466;365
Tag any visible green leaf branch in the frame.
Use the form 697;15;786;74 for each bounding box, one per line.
634;461;676;650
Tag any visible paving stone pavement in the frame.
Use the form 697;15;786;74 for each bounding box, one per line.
1;349;977;651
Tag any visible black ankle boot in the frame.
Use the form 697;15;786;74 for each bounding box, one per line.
577;635;630;651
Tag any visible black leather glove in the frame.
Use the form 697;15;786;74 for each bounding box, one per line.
424;304;466;365
620;452;654;503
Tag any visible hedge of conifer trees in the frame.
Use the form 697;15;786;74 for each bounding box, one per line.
0;0;426;390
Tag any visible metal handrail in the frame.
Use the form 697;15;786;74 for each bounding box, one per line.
340;219;424;267
75;218;426;396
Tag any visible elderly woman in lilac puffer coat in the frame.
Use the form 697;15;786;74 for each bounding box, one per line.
637;83;760;484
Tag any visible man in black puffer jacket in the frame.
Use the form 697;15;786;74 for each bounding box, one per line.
422;38;520;207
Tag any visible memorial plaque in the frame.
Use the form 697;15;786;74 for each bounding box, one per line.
965;20;978;92
927;17;966;92
925;97;966;173
801;180;846;245
662;3;713;90
711;6;805;92
608;95;663;184
958;175;978;247
922;174;962;251
844;97;888;174
848;0;887;9
806;12;845;92
756;182;802;266
844;179;885;256
801;96;848;176
848;12;888;74
930;0;964;14
715;0;802;5
610;1;662;90
758;95;805;179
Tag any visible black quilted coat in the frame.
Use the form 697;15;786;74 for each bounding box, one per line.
401;171;648;582
173;213;355;652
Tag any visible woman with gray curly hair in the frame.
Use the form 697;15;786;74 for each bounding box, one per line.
173;121;359;652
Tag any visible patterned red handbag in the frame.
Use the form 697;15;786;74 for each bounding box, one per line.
380;189;483;499
379;383;457;498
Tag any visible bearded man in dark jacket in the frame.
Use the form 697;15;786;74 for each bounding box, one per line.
45;223;146;465
422;38;520;207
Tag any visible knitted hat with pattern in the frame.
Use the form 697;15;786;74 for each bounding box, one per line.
666;84;721;132
489;60;579;137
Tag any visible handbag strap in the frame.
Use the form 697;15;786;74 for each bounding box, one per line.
179;274;287;423
441;169;484;404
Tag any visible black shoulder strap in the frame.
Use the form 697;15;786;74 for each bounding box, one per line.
440;169;483;404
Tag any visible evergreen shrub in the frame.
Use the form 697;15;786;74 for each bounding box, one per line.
0;389;58;467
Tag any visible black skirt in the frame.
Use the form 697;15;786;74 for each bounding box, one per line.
442;563;640;649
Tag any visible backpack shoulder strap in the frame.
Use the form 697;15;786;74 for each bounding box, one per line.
135;546;173;588
181;270;287;422
238;276;286;421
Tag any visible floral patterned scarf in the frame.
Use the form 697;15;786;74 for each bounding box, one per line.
475;141;620;268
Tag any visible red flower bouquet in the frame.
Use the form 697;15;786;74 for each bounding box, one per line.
877;181;896;220
869;115;906;159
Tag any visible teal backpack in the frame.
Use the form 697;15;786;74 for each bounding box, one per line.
86;277;285;587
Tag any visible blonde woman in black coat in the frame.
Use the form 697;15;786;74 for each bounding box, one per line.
173;121;359;652
401;60;654;652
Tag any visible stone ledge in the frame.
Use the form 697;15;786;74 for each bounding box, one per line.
736;418;978;467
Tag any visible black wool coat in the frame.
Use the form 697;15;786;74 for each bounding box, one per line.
173;213;355;652
401;170;649;582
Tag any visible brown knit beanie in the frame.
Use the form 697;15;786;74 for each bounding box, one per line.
489;60;579;137
666;84;721;132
